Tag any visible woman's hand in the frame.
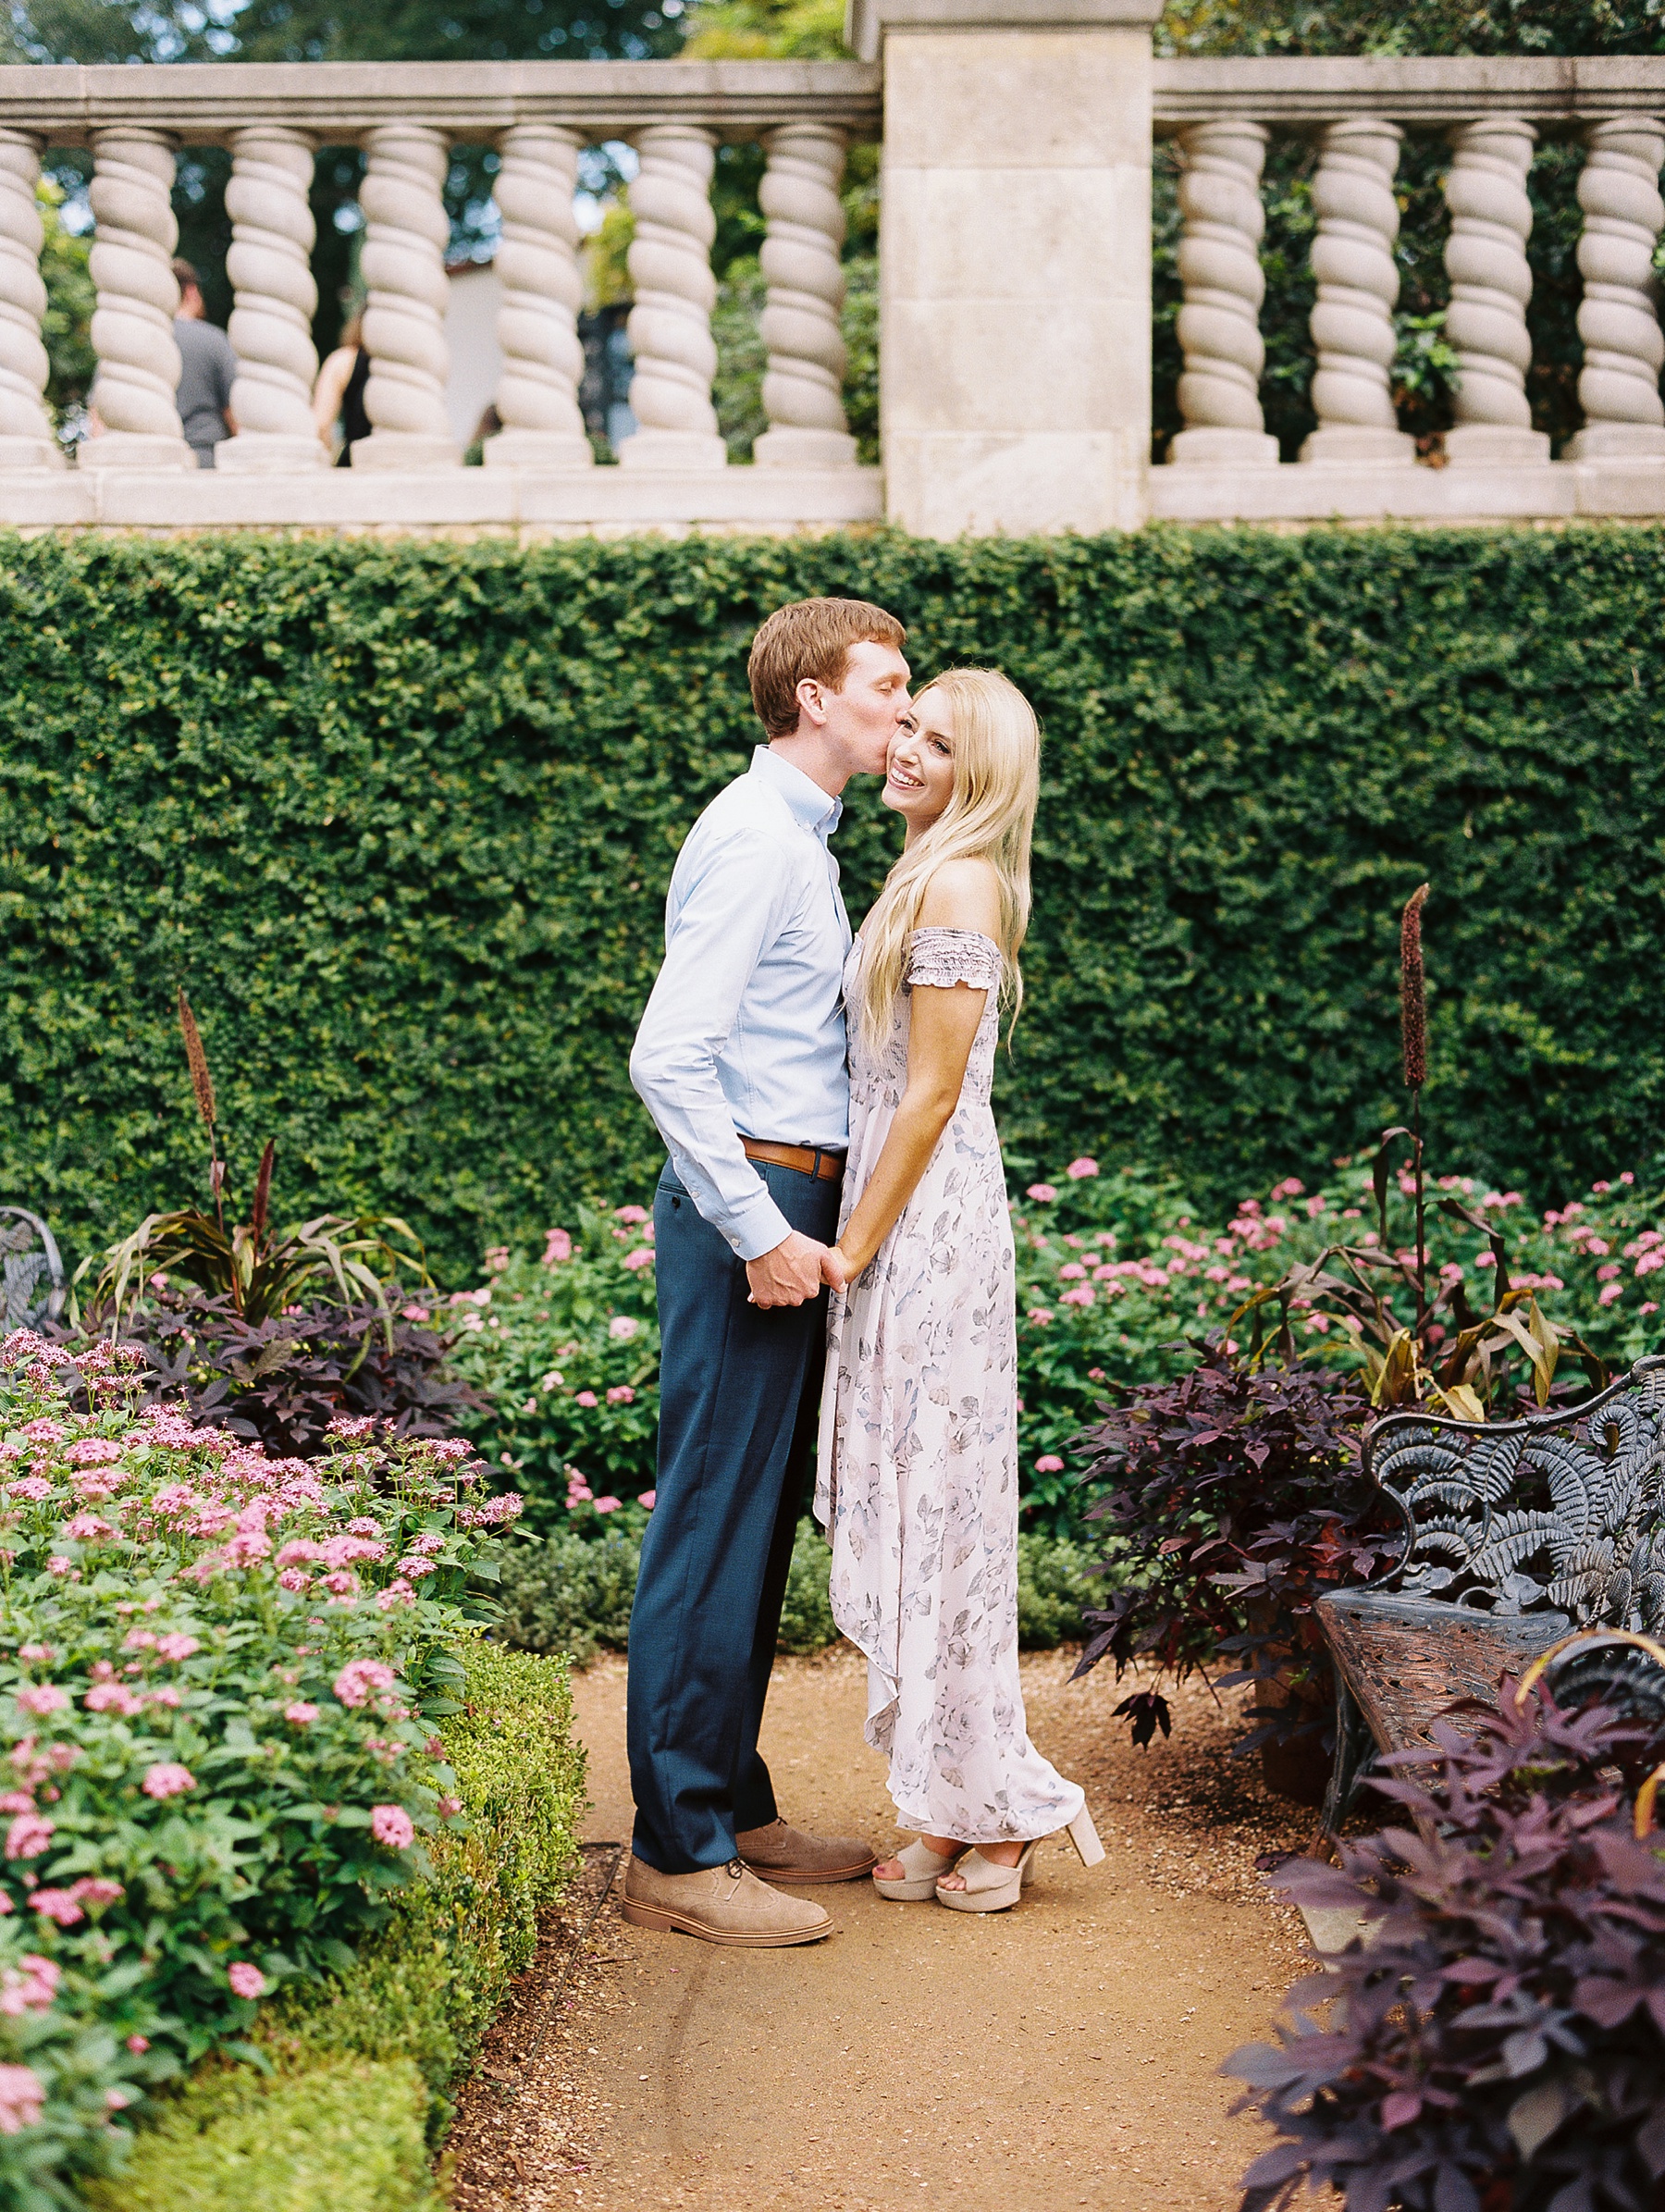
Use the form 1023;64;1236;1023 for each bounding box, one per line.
821;1243;859;1293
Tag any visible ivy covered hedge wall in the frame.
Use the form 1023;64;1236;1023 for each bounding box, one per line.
1;525;1661;1278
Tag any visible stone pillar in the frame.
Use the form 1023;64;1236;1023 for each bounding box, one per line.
217;125;326;473
618;124;725;472
1442;117;1550;466
81;129;194;473
0;130;63;473
353;123;459;471
1170;119;1277;466
1565;117;1665;463
1301;118;1414;466
485;122;592;471
755;123;857;469
857;0;1162;536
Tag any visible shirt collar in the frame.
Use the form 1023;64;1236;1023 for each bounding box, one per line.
749;745;844;841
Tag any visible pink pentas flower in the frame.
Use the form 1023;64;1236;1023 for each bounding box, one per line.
4;1813;54;1860
375;1581;415;1610
542;1228;574;1267
1034;1455;1066;1474
29;1891;82;1927
1600;1282;1625;1305
333;1660;396;1710
639;1490;657;1510
228;1961;267;2000
608;1316;640;1342
593;1496;622;1514
371;1804;414;1848
574;1390;598;1408
1027;1307;1054;1325
141;1762;196;1799
126;2035;149;2054
277;1569;310;1593
284;1702;319;1726
1057;1263;1087;1280
437;1795;462;1819
405;1532;443;1555
144;1687;181;1710
0;2062;45;2134
1026;1184;1057;1203
0;1954;58;2017
68;1877;122;1909
153;1635;199;1662
1060;1287;1094;1307
1065;1158;1098;1180
394;1556;438;1577
14;1687;67;1719
622;1248;654;1271
5;1479;53;1503
83;1684;144;1717
325;1415;377;1440
276;1540;325;1568
320;1572;360;1598
0;1794;33;1816
607;1385;635;1404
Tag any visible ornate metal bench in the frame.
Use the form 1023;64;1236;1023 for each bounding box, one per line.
1315;1353;1665;1834
0;1208;65;1330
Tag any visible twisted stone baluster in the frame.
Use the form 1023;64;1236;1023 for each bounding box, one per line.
1169;119;1277;467
755;123;856;470
485;122;592;472
1301;118;1414;466
218;125;325;474
618;124;725;472
354;123;459;471
1566;117;1665;462
1442;117;1550;465
0;130;62;473
82;129;194;473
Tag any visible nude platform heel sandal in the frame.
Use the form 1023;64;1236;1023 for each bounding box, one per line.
872;1837;965;1902
934;1808;1104;1914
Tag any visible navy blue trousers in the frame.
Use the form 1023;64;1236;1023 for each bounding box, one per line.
626;1157;840;1873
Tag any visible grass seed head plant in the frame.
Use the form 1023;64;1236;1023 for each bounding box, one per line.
1229;1678;1665;2212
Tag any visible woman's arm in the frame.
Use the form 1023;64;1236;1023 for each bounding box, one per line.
826;860;1002;1288
312;348;355;444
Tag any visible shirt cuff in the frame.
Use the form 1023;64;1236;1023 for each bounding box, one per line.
728;1184;796;1264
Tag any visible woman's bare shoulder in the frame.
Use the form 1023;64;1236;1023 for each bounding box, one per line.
917;856;1002;937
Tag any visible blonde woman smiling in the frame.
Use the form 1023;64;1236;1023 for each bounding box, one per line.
816;667;1104;1912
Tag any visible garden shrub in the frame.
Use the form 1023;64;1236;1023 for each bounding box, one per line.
1230;1681;1665;2212
0;1327;527;2182
454;1155;1665;1539
54;1293;482;1461
5;530;1665;1278
80;2056;439;2212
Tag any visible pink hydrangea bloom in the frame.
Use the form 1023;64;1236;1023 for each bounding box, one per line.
608;1316;640;1342
574;1390;598;1408
141;1762;196;1799
371;1804;414;1848
333;1660;396;1709
284;1702;320;1725
0;2062;44;2134
593;1496;622;1514
1034;1454;1066;1474
622;1248;655;1271
639;1490;657;1510
1065;1158;1099;1180
606;1385;635;1404
542;1228;573;1266
69;1877;123;1909
228;1961;267;2000
1026;1184;1057;1203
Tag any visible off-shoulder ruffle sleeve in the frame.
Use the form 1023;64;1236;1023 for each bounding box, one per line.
904;926;1002;993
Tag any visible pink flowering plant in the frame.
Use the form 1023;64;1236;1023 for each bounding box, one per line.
0;1330;522;2082
1008;1155;1665;1530
447;1207;660;1532
0;1913;148;2207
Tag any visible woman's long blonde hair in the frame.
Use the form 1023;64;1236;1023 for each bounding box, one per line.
855;667;1040;1045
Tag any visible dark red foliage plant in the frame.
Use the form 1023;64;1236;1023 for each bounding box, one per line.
1071;1342;1388;1766
55;1291;485;1459
1228;1682;1665;2212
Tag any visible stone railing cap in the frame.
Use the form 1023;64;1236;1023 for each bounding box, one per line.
845;0;1163;63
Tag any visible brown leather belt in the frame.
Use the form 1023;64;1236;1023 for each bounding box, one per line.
742;1137;846;1183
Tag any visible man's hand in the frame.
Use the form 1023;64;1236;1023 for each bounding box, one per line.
746;1231;830;1309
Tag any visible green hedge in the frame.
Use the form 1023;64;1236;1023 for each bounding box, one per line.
4;526;1663;1277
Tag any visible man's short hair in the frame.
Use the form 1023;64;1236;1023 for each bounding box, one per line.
747;598;906;739
171;258;201;293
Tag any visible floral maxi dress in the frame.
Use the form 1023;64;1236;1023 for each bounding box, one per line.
814;927;1085;1844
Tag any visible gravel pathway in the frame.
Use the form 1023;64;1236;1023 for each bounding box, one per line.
445;1644;1314;2210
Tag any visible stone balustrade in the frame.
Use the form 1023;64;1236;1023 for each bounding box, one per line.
4;36;1665;536
1152;54;1665;520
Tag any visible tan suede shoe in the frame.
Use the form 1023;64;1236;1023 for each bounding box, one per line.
621;1855;833;1946
735;1817;879;1885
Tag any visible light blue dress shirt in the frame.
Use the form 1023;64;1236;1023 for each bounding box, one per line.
630;746;854;1262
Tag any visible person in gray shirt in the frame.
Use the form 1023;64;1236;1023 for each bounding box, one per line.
172;258;237;466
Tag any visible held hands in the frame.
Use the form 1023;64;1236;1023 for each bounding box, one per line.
820;1244;858;1294
745;1231;831;1309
